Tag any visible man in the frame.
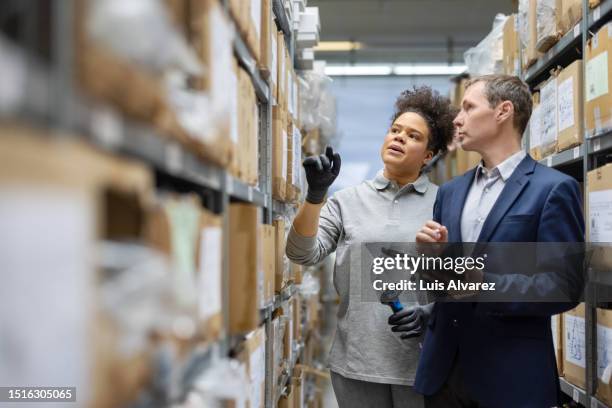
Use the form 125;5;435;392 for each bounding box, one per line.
391;75;584;407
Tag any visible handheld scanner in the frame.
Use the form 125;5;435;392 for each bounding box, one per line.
380;289;404;313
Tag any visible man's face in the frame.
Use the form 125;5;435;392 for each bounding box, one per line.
453;82;498;152
380;111;433;173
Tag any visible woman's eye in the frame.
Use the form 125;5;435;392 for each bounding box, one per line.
391;128;399;134
409;133;419;139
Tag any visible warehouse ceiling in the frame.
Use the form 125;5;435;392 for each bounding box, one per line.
309;0;516;65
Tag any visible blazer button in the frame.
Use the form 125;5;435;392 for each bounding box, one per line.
452;319;459;327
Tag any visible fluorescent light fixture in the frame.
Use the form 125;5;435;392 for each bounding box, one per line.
325;64;467;77
325;65;393;76
394;64;467;76
315;41;364;52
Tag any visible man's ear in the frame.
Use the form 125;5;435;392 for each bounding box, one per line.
496;101;514;124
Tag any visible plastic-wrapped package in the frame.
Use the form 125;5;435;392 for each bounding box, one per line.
87;0;203;75
298;271;321;299
518;0;530;50
536;0;559;52
97;242;179;356
298;71;337;146
464;14;508;76
181;357;249;408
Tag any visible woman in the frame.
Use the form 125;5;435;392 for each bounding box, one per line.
286;86;456;408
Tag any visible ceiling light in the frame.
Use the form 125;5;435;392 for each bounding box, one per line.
315;41;363;52
324;64;467;76
325;65;393;76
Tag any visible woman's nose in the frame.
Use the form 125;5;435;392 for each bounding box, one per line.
394;134;405;144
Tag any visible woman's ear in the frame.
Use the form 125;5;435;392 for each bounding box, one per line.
423;149;434;165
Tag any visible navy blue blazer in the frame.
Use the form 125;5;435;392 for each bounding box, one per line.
414;155;585;408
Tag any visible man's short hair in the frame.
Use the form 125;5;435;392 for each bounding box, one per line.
465;75;533;135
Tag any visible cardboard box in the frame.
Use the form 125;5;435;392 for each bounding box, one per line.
236;65;260;186
229;203;262;334
188;0;234;166
503;14;520;76
539;75;559;157
236;327;266;408
274;219;288;292
270;315;285;402
277;31;288;105
586;164;612;270
590;0;602;8
273;106;288;201
259;0;273;75
292;295;302;343
270;28;279;103
556;60;584;152
585;24;612;137
563;303;586;389
596;308;612;406
247;0;262;63
0;125;156;408
552;314;564;376
529;92;543;160
292;366;305;408
261;224;276;307
557;0;583;35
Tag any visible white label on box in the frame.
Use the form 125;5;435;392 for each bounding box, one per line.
292;126;302;185
573;146;580;159
594;136;601;151
529;105;542;150
589;190;612;242
211;7;233;125
226;173;234;194
574;24;581;39
552;315;559;350
540;79;558;147
546;156;552;167
586;52;609;102
230;70;239;144
91;107;123;147
564;313;586;368
573;388;580;402
198;227;222;319
594;6;601;22
249;342;265;408
165;143;183;173
271;31;278;88
282;129;288;177
251;0;262;39
597;323;612;383
0;188;92;396
558;77;575;132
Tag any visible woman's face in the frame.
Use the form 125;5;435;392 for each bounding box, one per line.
380;111;433;174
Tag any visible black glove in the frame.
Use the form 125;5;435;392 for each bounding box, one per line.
303;146;341;204
388;303;434;339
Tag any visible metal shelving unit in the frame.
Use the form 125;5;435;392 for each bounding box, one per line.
522;1;612;405
1;1;307;407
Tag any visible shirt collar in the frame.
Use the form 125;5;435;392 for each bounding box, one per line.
476;150;526;182
373;170;430;194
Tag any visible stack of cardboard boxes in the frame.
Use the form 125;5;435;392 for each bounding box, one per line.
526;58;585;159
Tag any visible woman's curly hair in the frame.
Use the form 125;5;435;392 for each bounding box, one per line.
391;86;457;156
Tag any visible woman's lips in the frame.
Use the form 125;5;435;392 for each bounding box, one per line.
387;144;404;155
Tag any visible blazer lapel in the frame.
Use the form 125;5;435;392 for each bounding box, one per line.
477;155;536;242
448;168;477;242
